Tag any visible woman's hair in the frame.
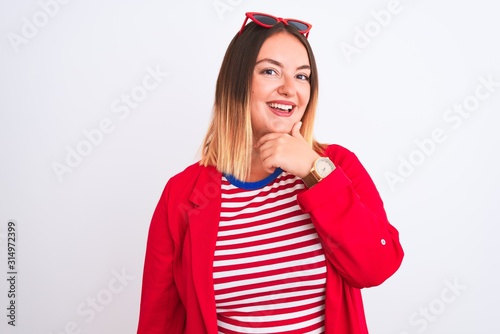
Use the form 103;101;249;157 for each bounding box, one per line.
200;22;326;181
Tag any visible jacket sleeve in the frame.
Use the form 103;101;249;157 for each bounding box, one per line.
137;180;185;333
297;145;404;289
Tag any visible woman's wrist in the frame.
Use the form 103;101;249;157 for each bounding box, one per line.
301;156;336;188
297;152;321;178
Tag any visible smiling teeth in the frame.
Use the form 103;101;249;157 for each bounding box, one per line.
269;103;293;111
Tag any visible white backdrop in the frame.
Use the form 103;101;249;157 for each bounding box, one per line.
1;0;499;333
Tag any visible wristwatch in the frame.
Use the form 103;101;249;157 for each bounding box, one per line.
302;157;336;188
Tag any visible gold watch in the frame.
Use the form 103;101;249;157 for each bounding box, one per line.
302;157;336;188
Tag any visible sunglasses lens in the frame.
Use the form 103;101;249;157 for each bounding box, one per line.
288;21;309;32
241;13;311;38
253;14;278;26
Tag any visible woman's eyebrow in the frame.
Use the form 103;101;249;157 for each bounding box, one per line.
255;58;284;67
255;58;311;71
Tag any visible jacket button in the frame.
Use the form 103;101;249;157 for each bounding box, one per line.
381;239;386;245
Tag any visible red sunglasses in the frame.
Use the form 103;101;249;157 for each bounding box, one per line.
239;12;312;38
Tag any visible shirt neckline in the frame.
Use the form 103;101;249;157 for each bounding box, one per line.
223;168;284;190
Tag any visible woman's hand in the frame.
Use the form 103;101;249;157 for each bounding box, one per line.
255;122;320;178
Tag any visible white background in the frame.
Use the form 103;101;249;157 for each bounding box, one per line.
1;0;499;333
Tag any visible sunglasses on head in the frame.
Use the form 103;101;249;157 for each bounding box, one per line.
239;12;312;38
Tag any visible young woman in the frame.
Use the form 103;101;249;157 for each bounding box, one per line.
137;12;404;334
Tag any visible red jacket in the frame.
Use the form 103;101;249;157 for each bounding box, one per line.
137;144;404;333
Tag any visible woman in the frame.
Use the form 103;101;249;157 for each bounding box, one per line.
137;12;404;334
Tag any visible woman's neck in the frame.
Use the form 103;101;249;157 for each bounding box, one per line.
247;148;271;182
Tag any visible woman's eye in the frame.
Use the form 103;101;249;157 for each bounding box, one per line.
297;74;310;81
262;69;278;76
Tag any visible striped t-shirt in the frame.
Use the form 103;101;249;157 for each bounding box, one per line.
213;169;327;334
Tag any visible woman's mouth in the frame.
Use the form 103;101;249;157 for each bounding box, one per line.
267;102;295;116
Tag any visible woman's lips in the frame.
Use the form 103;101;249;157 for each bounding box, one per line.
267;102;295;117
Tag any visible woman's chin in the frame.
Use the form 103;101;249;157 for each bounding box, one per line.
253;124;293;140
269;123;294;134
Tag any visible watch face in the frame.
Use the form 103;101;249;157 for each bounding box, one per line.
316;158;335;177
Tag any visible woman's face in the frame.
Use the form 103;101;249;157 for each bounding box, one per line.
250;32;311;141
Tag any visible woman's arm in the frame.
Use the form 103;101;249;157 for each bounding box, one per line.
137;181;185;333
297;145;404;288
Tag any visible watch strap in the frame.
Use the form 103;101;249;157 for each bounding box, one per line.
302;171;320;188
302;157;335;188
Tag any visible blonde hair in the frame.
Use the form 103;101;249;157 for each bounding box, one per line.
200;23;326;181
